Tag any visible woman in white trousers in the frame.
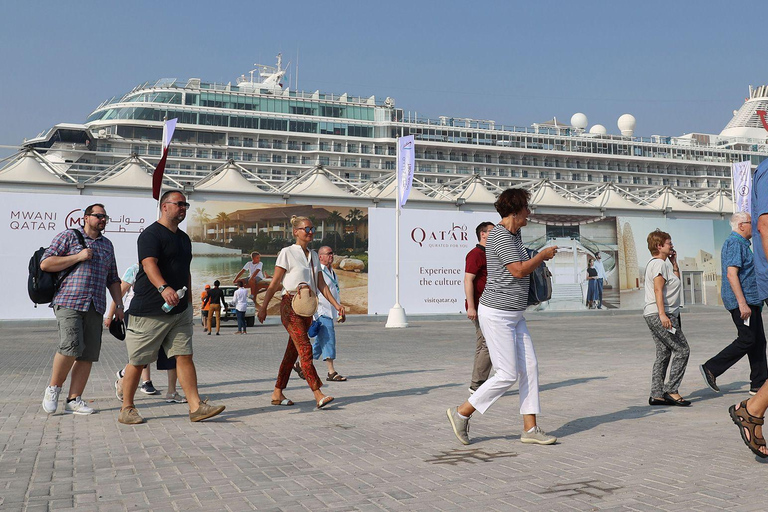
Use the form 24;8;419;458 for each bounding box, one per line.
447;188;558;446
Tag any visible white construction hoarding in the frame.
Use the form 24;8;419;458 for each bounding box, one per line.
368;208;498;315
3;192;160;319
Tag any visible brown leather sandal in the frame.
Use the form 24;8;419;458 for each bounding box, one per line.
729;400;768;458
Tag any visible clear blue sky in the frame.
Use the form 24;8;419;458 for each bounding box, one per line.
0;1;762;152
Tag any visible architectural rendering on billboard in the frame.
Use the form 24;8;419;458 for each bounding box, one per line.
187;200;369;317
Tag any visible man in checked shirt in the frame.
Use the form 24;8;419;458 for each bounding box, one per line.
40;203;124;415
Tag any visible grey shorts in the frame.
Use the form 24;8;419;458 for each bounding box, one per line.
125;307;194;366
54;304;103;362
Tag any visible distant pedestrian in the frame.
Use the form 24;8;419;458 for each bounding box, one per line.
201;284;211;332
117;190;224;424
206;280;226;335
311;246;347;381
643;229;690;407
446;189;558;446
593;251;606;308
464;221;494;394
41;203;123;415
586;258;599;309
700;212;766;395
233;280;249;334
258;215;345;408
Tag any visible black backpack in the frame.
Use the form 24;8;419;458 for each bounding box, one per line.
28;229;87;307
526;249;553;306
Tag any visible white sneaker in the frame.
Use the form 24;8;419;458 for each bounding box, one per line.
42;385;61;414
64;396;95;415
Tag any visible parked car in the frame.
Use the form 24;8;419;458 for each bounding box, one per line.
201;285;256;327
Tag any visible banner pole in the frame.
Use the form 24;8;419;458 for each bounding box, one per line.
386;136;408;328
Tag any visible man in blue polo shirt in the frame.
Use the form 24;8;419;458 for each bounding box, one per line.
727;159;768;459
699;212;766;394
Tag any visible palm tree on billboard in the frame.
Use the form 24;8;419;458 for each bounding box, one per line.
191;207;211;241
346;208;364;251
327;210;345;248
215;211;230;242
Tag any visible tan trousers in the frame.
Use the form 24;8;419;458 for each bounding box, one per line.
207;304;222;333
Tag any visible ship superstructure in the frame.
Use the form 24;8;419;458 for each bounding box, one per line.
7;54;768;202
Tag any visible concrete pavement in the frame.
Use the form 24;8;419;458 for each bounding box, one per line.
0;307;765;511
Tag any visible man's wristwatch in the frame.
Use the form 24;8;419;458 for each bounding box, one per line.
158;284;169;293
116;304;124;310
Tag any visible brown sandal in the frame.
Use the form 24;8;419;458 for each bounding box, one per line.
327;372;347;381
293;361;306;380
729;400;768;458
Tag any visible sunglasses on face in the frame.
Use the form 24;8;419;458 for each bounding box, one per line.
299;226;316;234
88;213;109;221
164;201;191;208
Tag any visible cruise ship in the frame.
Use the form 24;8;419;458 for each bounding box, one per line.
3;54;768;204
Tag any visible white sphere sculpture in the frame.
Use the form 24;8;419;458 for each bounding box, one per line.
617;114;636;137
570;113;588;130
589;124;607;135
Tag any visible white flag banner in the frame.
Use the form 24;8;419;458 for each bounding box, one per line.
162;118;178;150
397;135;415;207
732;160;752;213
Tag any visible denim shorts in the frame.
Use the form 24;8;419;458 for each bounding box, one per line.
54;304;103;362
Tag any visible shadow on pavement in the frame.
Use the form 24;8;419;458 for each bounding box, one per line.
686;381;749;403
548;405;668;438
540;376;607;392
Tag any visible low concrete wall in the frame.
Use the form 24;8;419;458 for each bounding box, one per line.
192;242;242;256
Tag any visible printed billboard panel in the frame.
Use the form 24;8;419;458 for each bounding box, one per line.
2;192;158;319
616;216;731;309
187;200;368;318
368;209;619;315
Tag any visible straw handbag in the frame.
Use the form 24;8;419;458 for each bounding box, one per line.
291;250;318;317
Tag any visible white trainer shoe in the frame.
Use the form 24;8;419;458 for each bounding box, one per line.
521;426;557;445
64;396;95;415
42;385;61;414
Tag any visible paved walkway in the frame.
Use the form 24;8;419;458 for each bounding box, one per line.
1;307;765;511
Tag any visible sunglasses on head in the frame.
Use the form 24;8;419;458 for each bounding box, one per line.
299;226;316;234
164;201;190;208
88;213;109;221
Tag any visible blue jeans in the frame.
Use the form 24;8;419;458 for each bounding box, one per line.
311;315;336;360
596;278;604;307
236;310;246;332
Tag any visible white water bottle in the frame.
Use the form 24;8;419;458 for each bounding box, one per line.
162;286;187;313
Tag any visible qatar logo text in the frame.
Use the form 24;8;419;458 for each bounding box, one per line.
411;223;468;247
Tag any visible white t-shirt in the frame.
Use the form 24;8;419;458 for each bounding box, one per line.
275;245;321;297
317;264;341;319
233;287;249;312
242;260;264;280
643;258;681;316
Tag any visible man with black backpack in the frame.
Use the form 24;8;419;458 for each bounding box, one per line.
40;203;123;415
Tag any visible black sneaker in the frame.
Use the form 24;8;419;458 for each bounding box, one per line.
699;364;720;393
139;380;159;395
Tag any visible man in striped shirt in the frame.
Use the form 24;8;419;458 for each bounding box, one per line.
40;203;124;415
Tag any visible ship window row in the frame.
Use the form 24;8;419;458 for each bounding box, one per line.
125;92;182;104
121;91;376;121
394;128;745;164
92;107;375;137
